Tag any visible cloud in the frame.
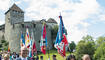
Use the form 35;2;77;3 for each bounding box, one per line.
15;1;22;5
0;0;11;11
0;20;4;25
24;0;101;43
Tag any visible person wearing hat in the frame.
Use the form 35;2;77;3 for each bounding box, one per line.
16;46;31;60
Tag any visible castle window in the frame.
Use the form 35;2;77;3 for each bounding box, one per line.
13;24;15;29
8;18;10;22
33;24;36;28
21;24;24;28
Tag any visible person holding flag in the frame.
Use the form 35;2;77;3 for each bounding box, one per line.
54;14;68;57
40;21;47;55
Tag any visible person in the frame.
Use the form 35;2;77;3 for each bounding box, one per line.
16;54;20;60
16;46;31;60
0;54;2;60
40;56;43;60
82;54;91;60
32;56;35;60
53;55;57;60
3;54;10;60
66;54;76;60
9;53;12;60
12;52;17;60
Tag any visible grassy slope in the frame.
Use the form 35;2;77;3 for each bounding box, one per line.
38;50;70;60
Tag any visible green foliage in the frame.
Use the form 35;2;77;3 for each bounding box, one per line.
69;41;76;53
95;37;105;48
75;35;95;60
0;40;9;51
1;40;6;43
51;25;58;40
94;37;105;60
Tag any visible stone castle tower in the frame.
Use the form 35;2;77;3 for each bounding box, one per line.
5;4;24;52
0;4;57;53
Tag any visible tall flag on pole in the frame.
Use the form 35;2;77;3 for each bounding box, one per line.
29;37;32;57
54;14;68;57
32;41;37;56
25;28;30;48
20;32;25;48
40;22;47;54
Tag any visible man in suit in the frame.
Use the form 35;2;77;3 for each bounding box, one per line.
16;46;31;60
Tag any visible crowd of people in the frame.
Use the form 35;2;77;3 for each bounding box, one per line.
0;46;91;60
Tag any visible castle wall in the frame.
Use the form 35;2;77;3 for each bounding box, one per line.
21;22;53;51
0;25;5;40
10;10;24;24
9;24;22;52
5;11;12;42
0;29;5;40
6;21;53;53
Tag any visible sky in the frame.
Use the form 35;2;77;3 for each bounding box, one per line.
0;0;105;43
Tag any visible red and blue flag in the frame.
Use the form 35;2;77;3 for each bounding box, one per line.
54;14;68;57
40;22;47;54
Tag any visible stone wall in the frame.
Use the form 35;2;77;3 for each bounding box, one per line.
5;21;53;53
8;24;22;52
0;29;5;40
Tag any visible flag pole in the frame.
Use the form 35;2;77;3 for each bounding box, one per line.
32;28;38;56
47;45;50;60
42;19;50;60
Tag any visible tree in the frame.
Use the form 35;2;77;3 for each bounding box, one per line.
75;35;95;60
94;36;105;60
0;40;9;51
94;43;105;60
51;25;58;48
69;41;76;53
95;36;105;48
51;25;58;40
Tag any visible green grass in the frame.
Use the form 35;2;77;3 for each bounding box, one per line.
38;50;70;60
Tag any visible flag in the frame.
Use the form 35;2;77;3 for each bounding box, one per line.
8;45;10;52
32;41;37;56
54;14;68;57
20;32;25;47
25;28;30;48
40;22;47;54
29;39;32;57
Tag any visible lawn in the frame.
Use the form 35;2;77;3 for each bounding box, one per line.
38;50;71;60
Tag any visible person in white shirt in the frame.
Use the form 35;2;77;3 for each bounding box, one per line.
16;46;31;60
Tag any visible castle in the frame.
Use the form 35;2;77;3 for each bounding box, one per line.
0;4;57;53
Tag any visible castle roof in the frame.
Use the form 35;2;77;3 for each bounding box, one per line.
5;4;24;14
47;18;57;24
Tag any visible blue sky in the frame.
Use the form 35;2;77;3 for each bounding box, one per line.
0;0;105;43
